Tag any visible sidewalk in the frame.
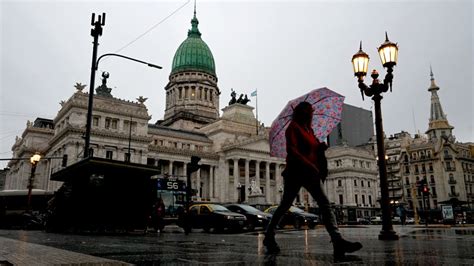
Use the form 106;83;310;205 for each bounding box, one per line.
0;236;129;265
0;225;473;265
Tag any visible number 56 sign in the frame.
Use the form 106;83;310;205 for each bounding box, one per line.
157;179;186;191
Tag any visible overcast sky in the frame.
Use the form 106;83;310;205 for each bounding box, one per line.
1;0;472;168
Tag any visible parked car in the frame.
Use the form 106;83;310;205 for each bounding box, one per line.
356;217;371;225
392;216;401;224
264;206;319;229
369;216;402;225
183;204;247;233
405;217;415;224
225;204;272;231
370;216;382;225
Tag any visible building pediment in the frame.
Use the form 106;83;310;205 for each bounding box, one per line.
222;135;270;154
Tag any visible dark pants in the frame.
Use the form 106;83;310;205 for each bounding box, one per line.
266;174;341;240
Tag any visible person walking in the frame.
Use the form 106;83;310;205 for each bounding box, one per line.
151;198;166;233
263;101;362;259
398;205;407;226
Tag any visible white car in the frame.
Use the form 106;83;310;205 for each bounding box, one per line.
370;216;382;225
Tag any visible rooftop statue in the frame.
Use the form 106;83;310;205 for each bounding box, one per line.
229;89;251;106
96;72;113;97
241;94;250;105
229;89;237;105
236;94;244;104
137;96;148;104
74;82;87;92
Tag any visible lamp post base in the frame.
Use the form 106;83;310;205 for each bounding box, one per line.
378;230;399;240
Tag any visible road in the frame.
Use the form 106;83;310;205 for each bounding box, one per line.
0;225;473;265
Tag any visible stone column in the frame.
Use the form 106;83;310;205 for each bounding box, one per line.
255;160;261;190
183;162;187;182
209;166;214;199
169;160;174;176
266;162;271;203
245;160;250;201
197;168;201;200
276;163;282;202
221;158;228;202
233;159;239;202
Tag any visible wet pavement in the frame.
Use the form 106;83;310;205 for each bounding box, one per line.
0;225;473;265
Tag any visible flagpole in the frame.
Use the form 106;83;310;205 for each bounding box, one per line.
255;88;258;135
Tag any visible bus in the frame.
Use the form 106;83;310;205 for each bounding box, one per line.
0;189;53;229
156;177;187;218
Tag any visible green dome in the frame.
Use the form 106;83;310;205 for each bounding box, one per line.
171;13;216;76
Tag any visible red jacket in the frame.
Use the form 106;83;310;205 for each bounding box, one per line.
283;121;328;180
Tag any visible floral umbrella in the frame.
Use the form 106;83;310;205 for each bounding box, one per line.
269;87;345;158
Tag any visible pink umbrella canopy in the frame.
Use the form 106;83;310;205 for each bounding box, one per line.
269;87;345;158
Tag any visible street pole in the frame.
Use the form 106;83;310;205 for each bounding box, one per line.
426;193;430;226
26;163;37;212
84;13;105;158
83;14;161;160
184;156;201;234
373;94;398;240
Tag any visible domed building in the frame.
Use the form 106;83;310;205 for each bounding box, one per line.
4;9;288;210
161;10;220;130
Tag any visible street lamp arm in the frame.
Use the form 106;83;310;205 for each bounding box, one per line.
96;53;162;70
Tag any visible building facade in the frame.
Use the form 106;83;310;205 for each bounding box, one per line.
3;11;298;208
325;145;379;220
383;70;473;215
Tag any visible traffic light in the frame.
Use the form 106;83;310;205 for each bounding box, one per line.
422;185;430;195
186;156;201;175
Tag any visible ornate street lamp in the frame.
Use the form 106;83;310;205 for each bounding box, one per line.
27;153;41;211
352;32;399;240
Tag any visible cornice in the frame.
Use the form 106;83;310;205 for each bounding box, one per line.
56;92;151;122
329;167;378;175
148;125;212;143
222;146;271;156
21;126;54;139
148;145;219;160
49;125;151;147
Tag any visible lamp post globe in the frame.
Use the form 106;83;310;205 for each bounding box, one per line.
352;41;370;80
30;153;41;165
378;32;399;68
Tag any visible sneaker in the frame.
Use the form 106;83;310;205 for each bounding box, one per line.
332;238;362;259
263;233;280;254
